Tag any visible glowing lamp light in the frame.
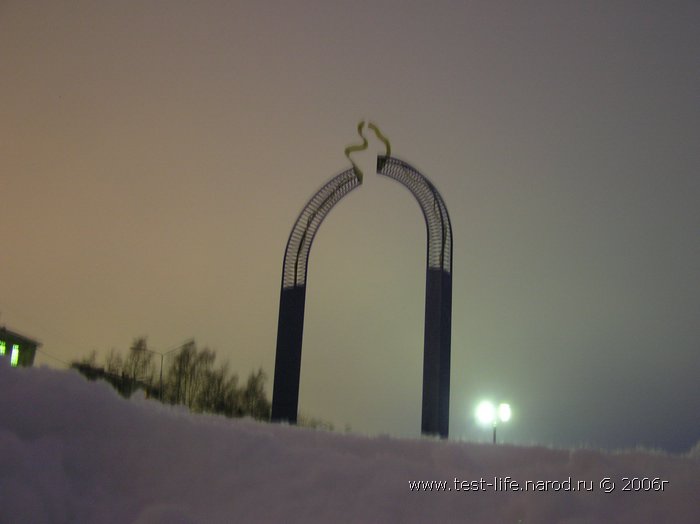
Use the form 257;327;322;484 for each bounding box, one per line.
498;403;512;422
475;400;512;444
476;401;496;425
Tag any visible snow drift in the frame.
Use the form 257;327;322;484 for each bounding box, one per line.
1;361;697;523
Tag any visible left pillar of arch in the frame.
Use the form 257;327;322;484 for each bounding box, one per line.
271;285;307;423
270;168;360;423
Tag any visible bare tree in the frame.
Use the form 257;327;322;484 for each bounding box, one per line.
105;348;123;375
165;340;196;405
123;337;154;386
82;337;272;422
241;368;271;420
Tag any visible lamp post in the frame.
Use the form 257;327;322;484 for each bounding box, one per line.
148;338;194;401
476;400;511;444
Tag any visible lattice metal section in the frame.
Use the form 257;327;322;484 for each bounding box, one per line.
282;168;361;288
377;156;453;273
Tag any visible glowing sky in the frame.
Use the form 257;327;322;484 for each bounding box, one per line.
2;1;698;452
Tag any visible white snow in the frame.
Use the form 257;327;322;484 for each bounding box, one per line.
1;361;698;524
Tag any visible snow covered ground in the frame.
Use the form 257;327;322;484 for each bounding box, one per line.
1;361;697;524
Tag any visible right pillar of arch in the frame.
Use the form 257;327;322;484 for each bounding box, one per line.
377;156;453;438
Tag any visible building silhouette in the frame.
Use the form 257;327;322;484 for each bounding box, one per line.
0;326;41;367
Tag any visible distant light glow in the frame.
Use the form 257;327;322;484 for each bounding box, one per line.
498;403;512;422
10;344;20;366
476;401;496;425
0;341;5;355
476;400;511;425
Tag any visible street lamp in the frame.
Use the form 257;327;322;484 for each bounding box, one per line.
475;400;511;444
148;338;194;401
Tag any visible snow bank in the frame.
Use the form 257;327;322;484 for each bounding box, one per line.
1;361;697;523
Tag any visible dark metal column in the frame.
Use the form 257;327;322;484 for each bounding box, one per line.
270;168;361;423
377;156;453;438
422;268;452;438
271;285;307;422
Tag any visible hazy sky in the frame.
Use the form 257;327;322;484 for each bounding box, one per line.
2;1;698;452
